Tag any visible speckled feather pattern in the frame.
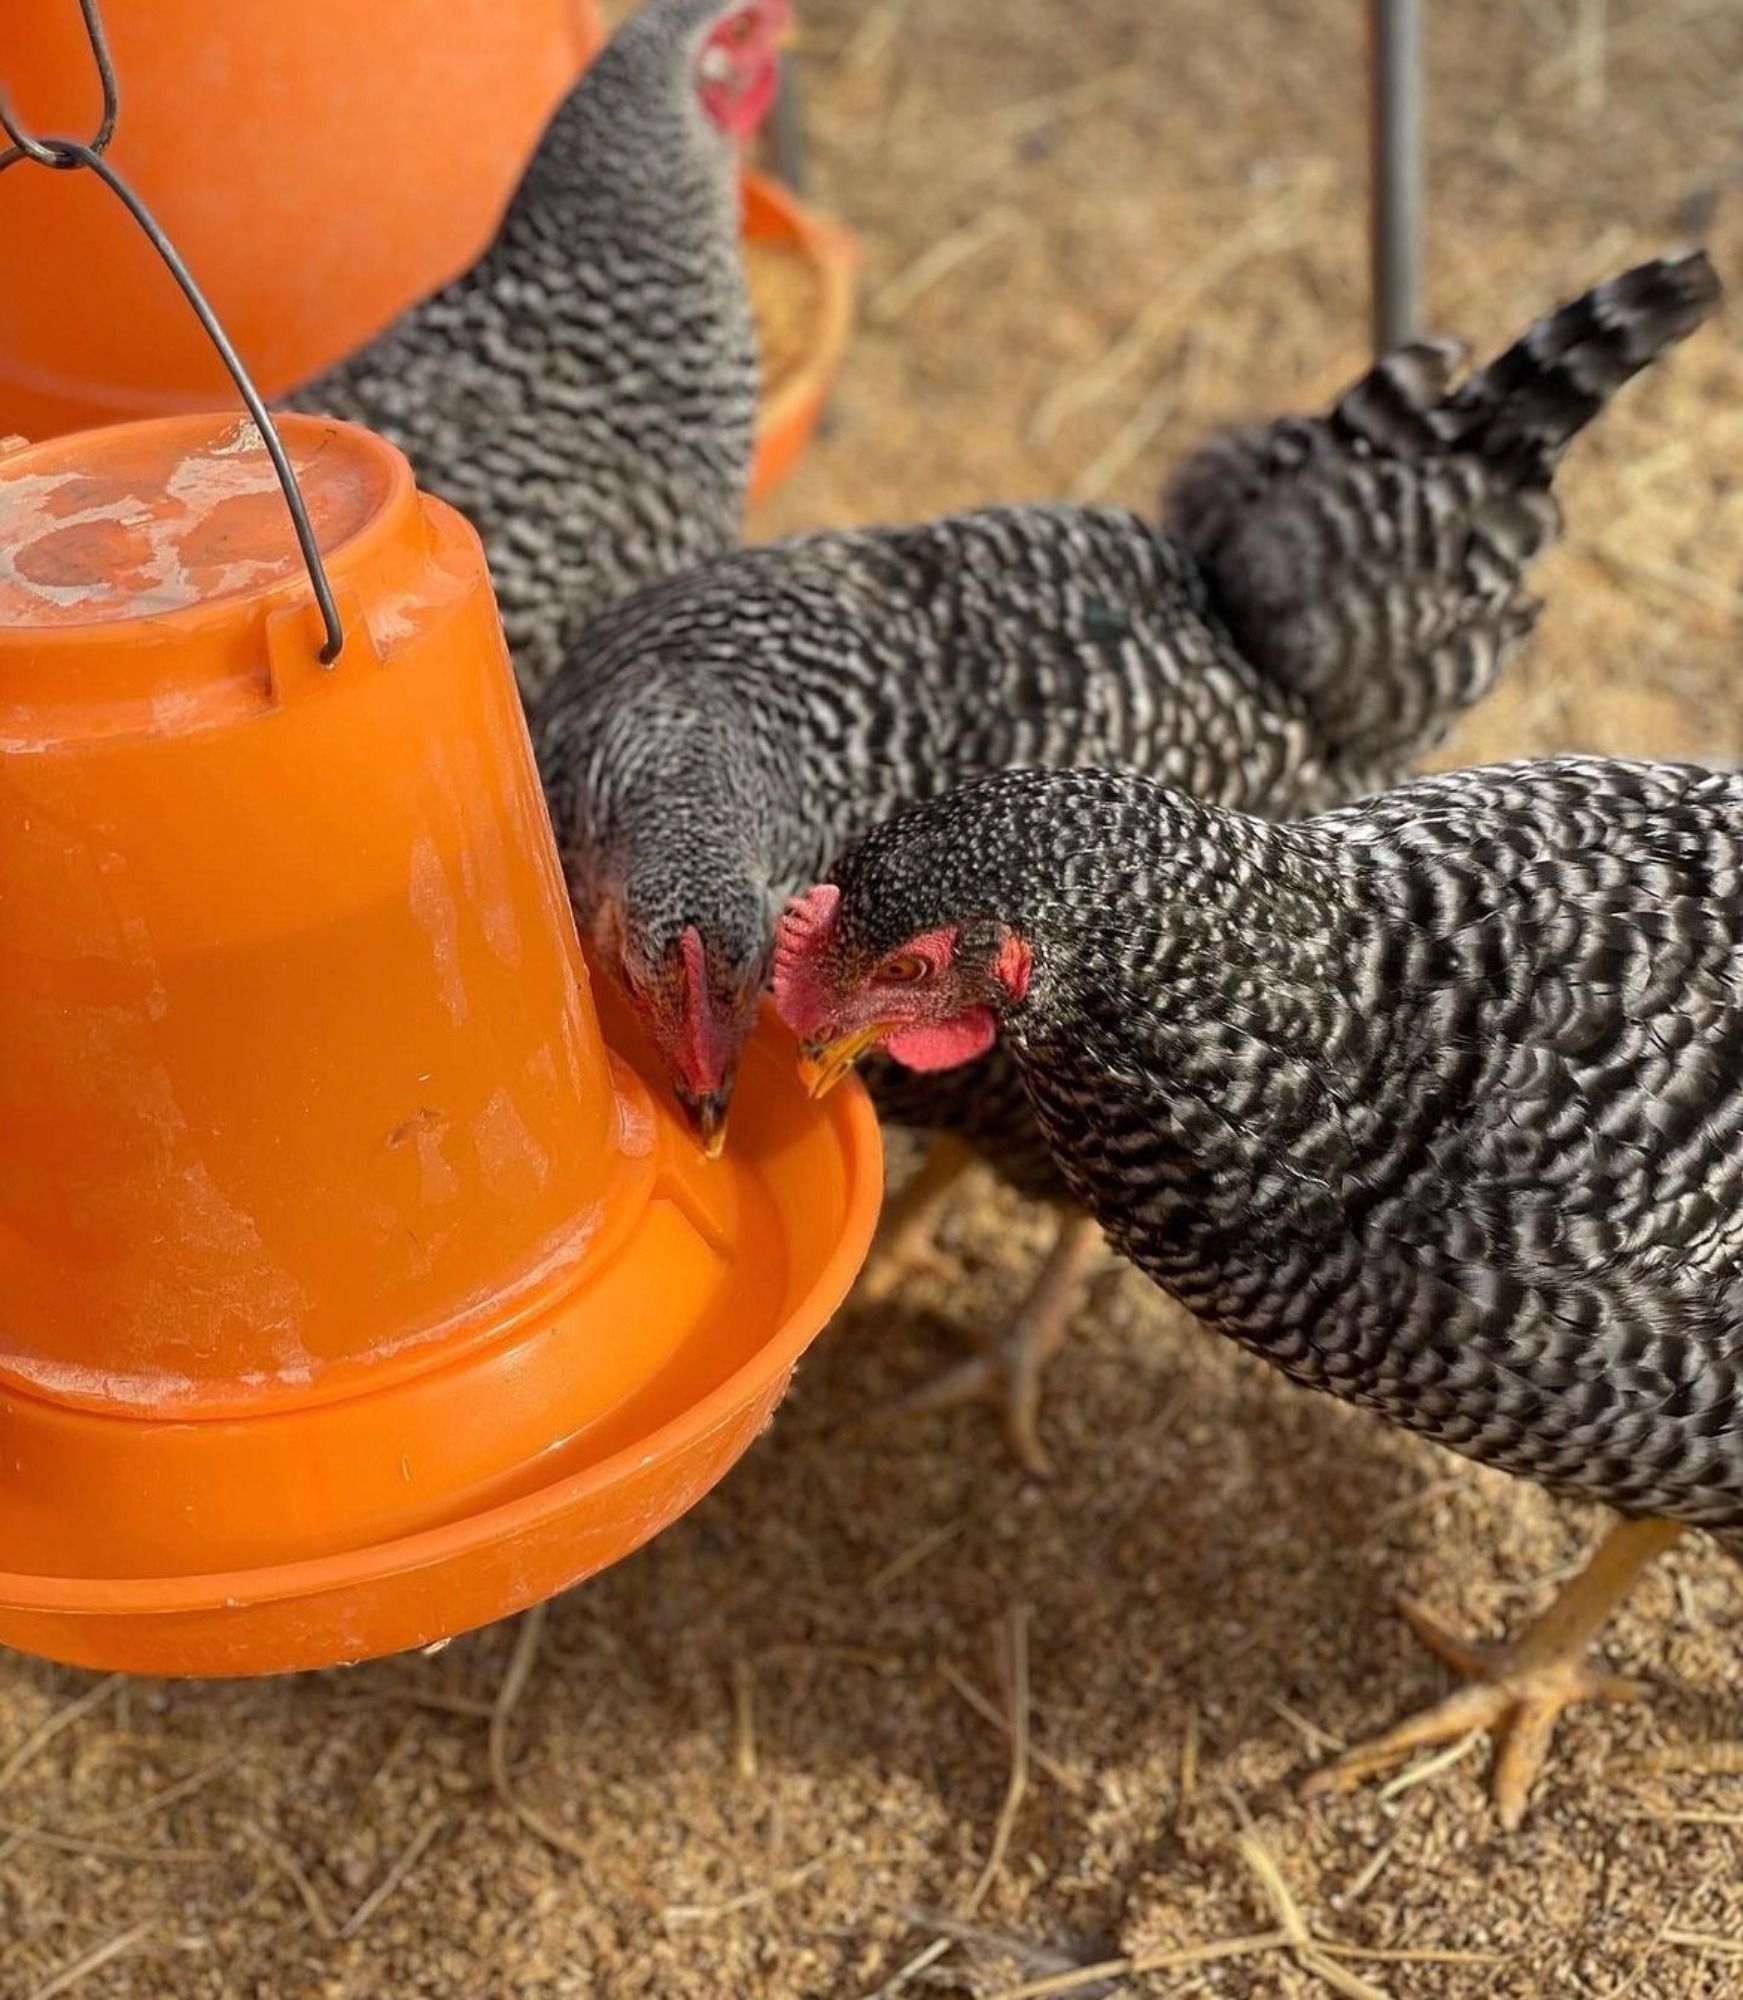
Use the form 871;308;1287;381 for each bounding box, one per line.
534;254;1716;1187
537;505;1325;1187
285;0;756;698
822;756;1743;1528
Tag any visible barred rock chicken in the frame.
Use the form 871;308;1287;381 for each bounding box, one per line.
534;252;1718;1473
775;755;1743;1827
286;0;783;697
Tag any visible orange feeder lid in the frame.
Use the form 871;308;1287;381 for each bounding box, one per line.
0;412;881;1677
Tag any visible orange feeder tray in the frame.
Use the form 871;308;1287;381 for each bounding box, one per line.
743;166;857;505
0;413;881;1678
0;3;855;500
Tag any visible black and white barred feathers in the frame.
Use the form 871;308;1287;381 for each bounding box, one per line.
534;252;1719;1161
286;0;772;697
782;755;1743;1531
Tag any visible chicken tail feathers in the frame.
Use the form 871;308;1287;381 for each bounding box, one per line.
1432;249;1722;478
1161;250;1722;786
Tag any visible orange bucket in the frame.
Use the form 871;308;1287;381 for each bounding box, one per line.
0;0;607;424
0;412;881;1676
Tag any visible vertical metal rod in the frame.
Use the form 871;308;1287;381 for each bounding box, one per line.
1368;0;1421;354
771;54;807;196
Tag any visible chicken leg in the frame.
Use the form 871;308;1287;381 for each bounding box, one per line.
875;1210;1104;1478
1304;1514;1686;1829
853;1137;977;1306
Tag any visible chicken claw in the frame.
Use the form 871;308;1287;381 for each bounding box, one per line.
872;1211;1103;1478
853;1138;976;1306
1304;1515;1685;1828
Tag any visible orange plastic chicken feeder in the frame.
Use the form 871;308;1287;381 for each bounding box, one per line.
0;411;882;1678
0;3;855;500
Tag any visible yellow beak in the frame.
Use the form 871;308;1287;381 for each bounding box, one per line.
796;1023;892;1099
683;1089;730;1161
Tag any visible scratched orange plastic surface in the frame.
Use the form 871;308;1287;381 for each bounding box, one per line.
0;414;881;1676
0;0;605;424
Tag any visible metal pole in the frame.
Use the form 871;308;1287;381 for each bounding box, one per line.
1368;0;1421;354
771;56;807;196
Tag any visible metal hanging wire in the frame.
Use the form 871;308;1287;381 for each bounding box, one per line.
0;0;117;169
0;0;346;663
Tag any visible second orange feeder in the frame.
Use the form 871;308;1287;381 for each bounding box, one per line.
0;5;855;498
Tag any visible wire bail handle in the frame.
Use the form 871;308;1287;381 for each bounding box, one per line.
0;0;346;663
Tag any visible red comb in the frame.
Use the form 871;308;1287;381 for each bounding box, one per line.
772;884;842;1036
675;925;733;1093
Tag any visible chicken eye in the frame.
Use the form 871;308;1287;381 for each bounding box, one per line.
878;952;930;984
728;11;756;42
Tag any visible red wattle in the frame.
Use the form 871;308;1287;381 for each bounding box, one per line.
728;60;779;140
884;1009;998;1072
